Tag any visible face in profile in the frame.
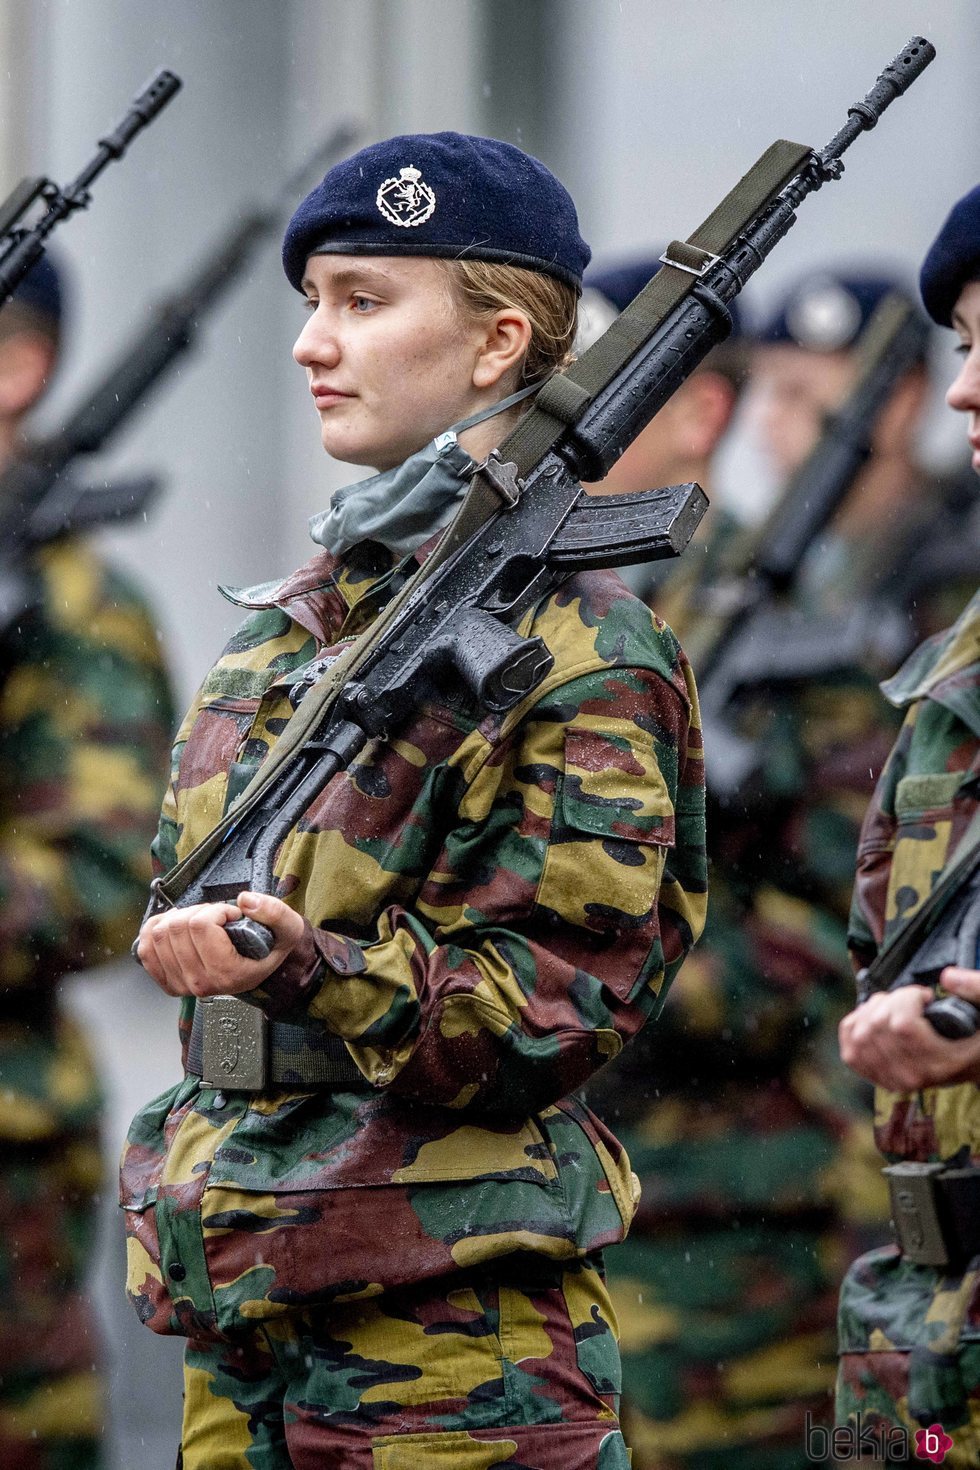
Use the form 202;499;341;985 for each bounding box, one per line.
947;279;980;475
292;255;492;472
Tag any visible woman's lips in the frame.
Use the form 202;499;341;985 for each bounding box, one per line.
311;385;354;409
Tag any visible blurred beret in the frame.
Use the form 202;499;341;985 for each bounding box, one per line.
757;271;922;354
282;131;590;293
585;254;743;336
11;250;63;326
920;185;980;327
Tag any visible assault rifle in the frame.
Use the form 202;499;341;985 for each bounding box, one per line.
0;122;359;634
0;69;181;309
139;38;936;960
856;843;980;1042
693;292;930;801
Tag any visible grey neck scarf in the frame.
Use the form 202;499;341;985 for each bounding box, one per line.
309;381;540;560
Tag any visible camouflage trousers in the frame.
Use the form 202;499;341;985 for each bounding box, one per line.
608;1220;849;1470
177;1253;629;1469
0;1138;106;1470
837;1244;980;1469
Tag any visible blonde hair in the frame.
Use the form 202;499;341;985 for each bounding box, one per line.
438;259;578;386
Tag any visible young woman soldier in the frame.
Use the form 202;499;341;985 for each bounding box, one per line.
126;132;706;1470
838;184;980;1465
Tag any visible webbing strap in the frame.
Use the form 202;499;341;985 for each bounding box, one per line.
495;138;811;477
153;138;811;908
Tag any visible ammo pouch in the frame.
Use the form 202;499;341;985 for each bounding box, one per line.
885;1161;980;1269
186;996;370;1093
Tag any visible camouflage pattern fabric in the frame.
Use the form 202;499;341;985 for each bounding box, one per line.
584;503;952;1467
178;1254;629;1469
120;538;707;1457
838;589;980;1467
0;538;174;1469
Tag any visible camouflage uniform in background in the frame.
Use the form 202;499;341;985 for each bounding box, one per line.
585;501;978;1468
0;538;173;1470
121;538;707;1468
838;589;980;1467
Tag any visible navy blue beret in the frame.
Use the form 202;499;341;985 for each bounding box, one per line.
920;186;980;327
758;271;923;355
282;131;590;293
586;254;743;336
11;250;63;326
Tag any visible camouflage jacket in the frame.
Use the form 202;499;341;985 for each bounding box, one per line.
121;542;707;1340
0;537;173;1152
838;588;980;1427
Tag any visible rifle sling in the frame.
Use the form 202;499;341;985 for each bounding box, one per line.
154;138;812;909
495;138;811;478
860;806;980;994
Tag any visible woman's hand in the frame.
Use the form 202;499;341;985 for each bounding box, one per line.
136;892;307;999
839;969;980;1091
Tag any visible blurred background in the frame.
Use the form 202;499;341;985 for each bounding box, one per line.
0;1;976;1464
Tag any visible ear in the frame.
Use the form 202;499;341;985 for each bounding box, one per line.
471;309;533;391
0;331;57;416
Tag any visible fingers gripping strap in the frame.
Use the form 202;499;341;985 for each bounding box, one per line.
498;138;812;477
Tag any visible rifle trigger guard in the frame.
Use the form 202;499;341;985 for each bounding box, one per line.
476;452;523;508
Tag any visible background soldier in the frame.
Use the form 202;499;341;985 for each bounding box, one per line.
0;257;173;1470
588;267;956;1470
838;184;980;1470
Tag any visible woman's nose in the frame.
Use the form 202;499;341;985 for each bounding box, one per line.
946;351;980;414
292;312;340;369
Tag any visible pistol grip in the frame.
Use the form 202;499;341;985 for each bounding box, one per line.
923;995;980;1040
225;916;275;961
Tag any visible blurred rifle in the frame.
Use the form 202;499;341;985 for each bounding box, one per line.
855;817;980;1040
694;292;930;801
0;69;181;309
132;38;937;979
0;121;359;633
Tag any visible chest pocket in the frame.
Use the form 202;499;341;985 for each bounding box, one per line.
885;771;963;932
535;723;672;992
175;696;262;852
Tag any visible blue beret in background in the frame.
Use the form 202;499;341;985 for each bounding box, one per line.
10;250;64;327
282;131;590;293
585;253;743;338
920;185;980;328
757;271;923;355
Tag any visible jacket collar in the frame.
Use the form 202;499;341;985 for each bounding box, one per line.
219;531;445;646
881;588;980;738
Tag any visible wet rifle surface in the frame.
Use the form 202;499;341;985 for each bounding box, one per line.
694;292;930;803
138;37;936;960
0;123;359;636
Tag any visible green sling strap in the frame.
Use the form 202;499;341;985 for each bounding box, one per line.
153;137;812;908
495;138;811;478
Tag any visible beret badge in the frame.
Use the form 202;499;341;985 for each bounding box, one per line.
376;165;436;229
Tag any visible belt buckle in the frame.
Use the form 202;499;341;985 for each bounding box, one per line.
884;1162;950;1267
199;996;267;1092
